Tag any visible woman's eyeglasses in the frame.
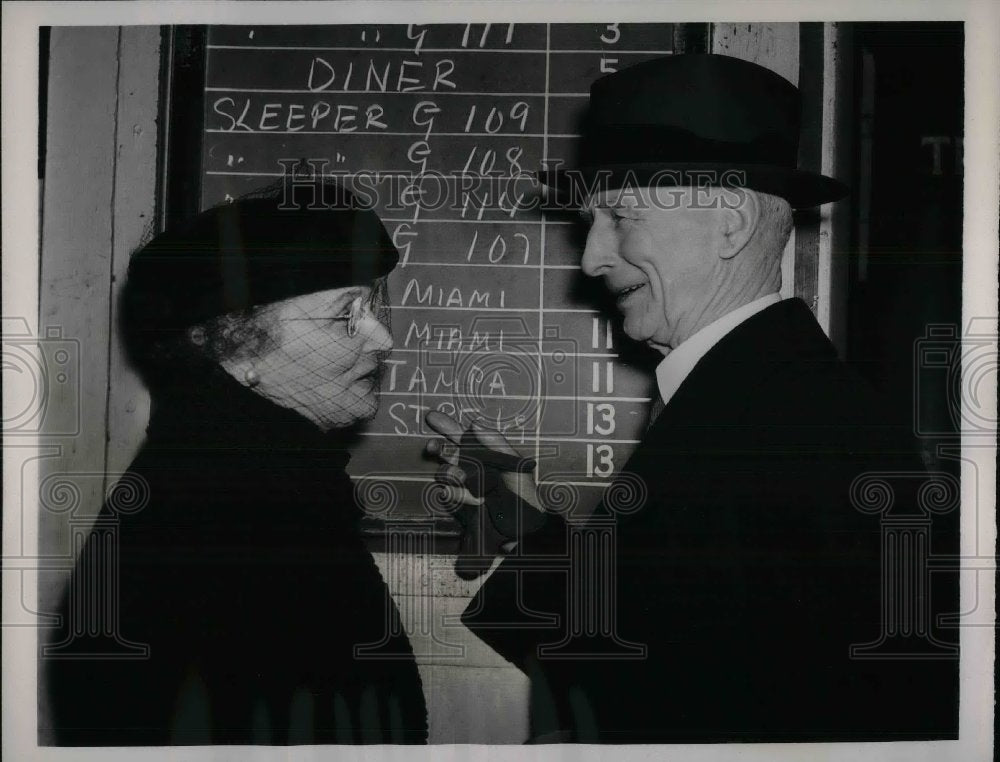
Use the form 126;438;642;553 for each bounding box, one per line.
330;281;389;338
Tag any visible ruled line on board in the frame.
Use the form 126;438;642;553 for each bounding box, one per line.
394;262;578;270
207;44;674;55
398;262;579;270
359;432;643;445
204;128;580;138
384;218;578;225
387;348;619;358
349;474;614;488
185;191;583;225
391;218;575;226
544;480;618;488
204;87;590;97
204;170;547;180
403;262;537;269
391;305;598;313
393;262;578;271
378;392;652;403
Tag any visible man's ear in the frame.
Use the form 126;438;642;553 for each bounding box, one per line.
717;189;759;260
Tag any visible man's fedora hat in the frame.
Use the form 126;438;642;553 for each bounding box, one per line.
539;54;848;209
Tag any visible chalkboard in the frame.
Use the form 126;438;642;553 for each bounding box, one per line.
190;23;707;524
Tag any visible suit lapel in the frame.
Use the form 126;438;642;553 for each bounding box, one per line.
608;298;836;529
644;297;834;438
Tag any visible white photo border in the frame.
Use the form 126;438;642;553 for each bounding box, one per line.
3;2;996;761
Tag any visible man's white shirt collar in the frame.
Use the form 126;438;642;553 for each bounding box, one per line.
654;294;783;407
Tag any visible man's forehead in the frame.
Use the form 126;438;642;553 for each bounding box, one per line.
582;186;655;209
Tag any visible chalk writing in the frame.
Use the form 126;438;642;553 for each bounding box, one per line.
200;23;676;518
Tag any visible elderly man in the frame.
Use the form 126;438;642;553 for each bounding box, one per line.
426;54;957;742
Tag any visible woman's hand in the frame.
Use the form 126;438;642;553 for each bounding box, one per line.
424;411;547;579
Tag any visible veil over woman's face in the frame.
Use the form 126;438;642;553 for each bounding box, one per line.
218;280;393;431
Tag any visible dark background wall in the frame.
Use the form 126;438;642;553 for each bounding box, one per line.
848;22;964;467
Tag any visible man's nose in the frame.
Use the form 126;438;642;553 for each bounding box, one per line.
580;222;617;277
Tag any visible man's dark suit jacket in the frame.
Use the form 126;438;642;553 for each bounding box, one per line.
462;298;958;743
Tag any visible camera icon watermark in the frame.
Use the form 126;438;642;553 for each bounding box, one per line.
914;319;997;438
2;317;81;436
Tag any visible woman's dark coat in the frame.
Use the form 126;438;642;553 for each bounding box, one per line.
44;366;427;744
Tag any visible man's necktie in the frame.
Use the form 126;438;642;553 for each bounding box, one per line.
645;396;666;431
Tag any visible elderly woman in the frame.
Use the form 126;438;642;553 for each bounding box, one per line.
44;183;427;744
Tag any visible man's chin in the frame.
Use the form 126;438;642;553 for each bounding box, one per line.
619;318;649;345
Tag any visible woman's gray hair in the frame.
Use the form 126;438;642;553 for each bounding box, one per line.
193;307;279;364
133;305;279;374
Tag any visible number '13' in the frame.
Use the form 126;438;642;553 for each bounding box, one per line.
586;403;616;435
586;444;615;477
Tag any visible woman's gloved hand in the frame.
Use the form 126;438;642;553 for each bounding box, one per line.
424;411;548;579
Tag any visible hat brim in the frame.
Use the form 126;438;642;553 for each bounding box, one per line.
538;162;849;210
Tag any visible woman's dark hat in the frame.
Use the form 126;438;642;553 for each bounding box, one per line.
539;54;848;209
123;181;398;345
